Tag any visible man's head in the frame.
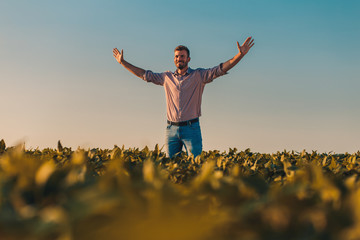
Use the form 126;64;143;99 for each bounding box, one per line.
174;45;191;70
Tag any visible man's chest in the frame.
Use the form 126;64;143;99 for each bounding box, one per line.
165;75;201;92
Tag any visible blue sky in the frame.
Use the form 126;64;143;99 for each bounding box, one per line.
1;0;359;153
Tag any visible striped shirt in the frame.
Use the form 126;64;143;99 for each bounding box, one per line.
142;64;226;122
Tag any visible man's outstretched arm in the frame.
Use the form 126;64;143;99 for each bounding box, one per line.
221;37;255;73
113;48;145;78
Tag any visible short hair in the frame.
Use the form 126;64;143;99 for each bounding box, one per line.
174;45;190;57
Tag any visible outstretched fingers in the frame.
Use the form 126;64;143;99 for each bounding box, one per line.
248;39;255;49
113;48;124;64
113;48;120;56
236;37;255;55
113;48;118;57
243;37;254;46
243;37;255;50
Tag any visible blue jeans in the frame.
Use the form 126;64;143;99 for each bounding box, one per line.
165;120;203;158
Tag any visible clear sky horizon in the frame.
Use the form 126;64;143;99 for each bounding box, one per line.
1;0;359;153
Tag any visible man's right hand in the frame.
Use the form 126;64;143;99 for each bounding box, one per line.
113;48;123;64
112;48;146;78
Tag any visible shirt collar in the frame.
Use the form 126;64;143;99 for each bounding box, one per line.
173;67;193;76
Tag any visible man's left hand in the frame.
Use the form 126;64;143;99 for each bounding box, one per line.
237;37;255;56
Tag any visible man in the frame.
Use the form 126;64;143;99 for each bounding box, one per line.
113;37;254;158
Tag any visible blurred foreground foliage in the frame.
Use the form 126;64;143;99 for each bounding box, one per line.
0;140;360;240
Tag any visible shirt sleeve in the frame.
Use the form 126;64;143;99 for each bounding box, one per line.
142;70;165;86
198;64;227;84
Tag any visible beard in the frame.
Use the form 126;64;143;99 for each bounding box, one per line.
176;61;188;70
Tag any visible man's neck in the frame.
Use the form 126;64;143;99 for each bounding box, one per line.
176;66;189;76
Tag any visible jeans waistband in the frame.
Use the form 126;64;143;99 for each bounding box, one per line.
167;118;199;126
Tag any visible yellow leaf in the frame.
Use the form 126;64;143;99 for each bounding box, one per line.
35;160;56;186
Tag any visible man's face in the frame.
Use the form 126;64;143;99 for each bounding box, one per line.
174;50;190;70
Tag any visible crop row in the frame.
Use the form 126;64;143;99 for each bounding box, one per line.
0;139;359;240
